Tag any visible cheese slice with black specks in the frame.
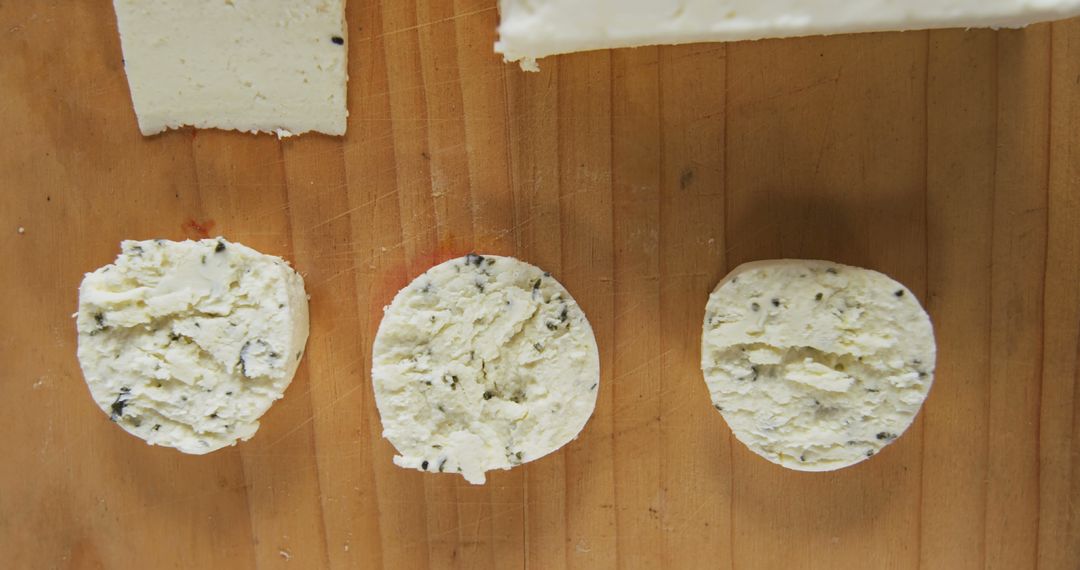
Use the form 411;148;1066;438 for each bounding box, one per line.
701;260;935;471
496;0;1080;70
112;0;348;137
76;238;309;453
372;254;600;484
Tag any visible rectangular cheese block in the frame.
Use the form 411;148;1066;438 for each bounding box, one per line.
113;0;348;137
496;0;1080;70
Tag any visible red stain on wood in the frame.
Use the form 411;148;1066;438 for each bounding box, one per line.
181;219;215;239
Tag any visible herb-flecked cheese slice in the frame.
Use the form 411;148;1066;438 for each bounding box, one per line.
112;0;348;137
76;238;309;453
372;254;600;484
701;260;935;471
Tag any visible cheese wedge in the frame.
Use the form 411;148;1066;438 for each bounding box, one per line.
700;260;935;471
112;0;348;137
496;0;1080;70
372;254;600;484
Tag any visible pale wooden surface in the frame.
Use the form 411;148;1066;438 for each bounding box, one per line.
2;2;1079;569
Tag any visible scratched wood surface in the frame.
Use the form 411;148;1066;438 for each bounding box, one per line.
2;2;1079;569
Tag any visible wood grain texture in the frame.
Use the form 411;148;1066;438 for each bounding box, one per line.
1;2;1079;569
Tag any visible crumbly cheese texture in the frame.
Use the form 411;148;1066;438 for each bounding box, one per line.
701;260;935;471
113;0;348;137
372;254;600;484
496;0;1080;70
76;238;309;454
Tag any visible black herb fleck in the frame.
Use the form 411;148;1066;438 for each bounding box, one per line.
589;382;598;391
826;267;838;275
215;240;226;253
895;289;905;297
465;253;484;267
771;298;780;308
559;306;568;322
201;255;207;265
475;281;485;293
751;302;760;312
486;258;496;266
714;404;723;411
109;393;130;420
438;458;447;472
750;365;759;382
152;424;161;431
866;387;880;393
128;244;144;256
483;391;494;400
169;332;181;342
799;454;806;462
120;386;131;393
919;371;928;378
331;35;344;45
421;460;429;470
534;343;543;352
297;350;303;361
876;432;897;441
210;413;218;419
815;292;823;301
546;322;558;331
866;450;875;457
226;391;233;396
93;312;106;329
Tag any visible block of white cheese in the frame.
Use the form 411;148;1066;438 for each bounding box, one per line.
372;254;600;484
76;238;309;453
496;0;1080;70
112;0;348;137
700;260;935;471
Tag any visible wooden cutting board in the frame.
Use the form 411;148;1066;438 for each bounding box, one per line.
2;2;1079;569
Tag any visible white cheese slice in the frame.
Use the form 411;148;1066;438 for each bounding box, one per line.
372;254;600;484
496;0;1080;70
700;260;935;471
112;0;348;137
76;238;309;454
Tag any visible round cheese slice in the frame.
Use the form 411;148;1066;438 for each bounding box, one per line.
372;254;600;484
700;260;935;471
76;238;309;454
